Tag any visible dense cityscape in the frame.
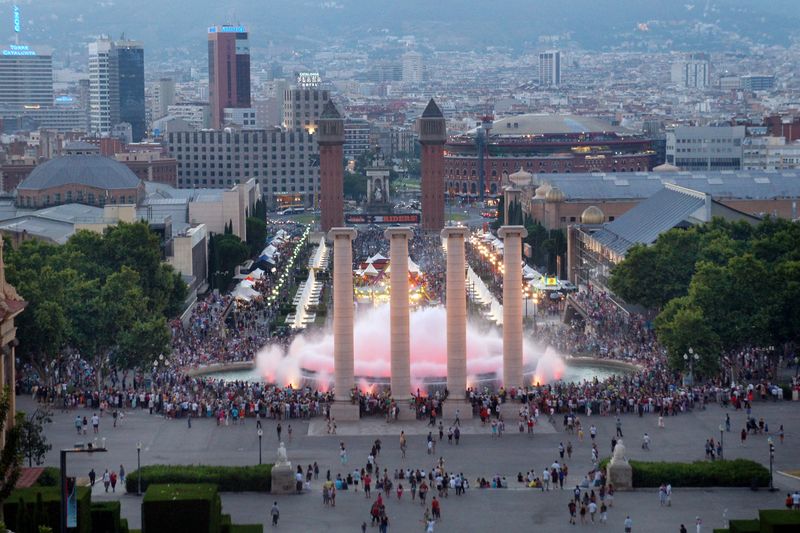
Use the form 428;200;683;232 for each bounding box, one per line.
0;1;799;532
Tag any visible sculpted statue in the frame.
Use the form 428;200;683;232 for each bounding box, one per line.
276;442;290;467
611;439;628;464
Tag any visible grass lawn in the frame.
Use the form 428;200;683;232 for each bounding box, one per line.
447;212;469;222
287;213;318;224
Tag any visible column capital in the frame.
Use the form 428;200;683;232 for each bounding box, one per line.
384;227;414;241
328;227;357;241
498;225;528;240
440;226;470;240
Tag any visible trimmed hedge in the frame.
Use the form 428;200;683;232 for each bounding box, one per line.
230;526;263;533
630;459;769;487
142;484;222;533
758;509;800;531
126;464;272;494
4;486;92;533
601;458;770;488
728;519;760;533
91;501;121;533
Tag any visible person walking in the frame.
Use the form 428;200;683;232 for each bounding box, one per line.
616;418;623;438
624;515;633;533
92;413;100;434
102;469;110;492
277;422;282;441
119;465;126;484
270;501;280;526
110;470;117;492
88;468;96;486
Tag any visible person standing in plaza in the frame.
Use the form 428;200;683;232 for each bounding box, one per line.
102;469;110;492
88;468;96;486
616;418;623;438
624;515;633;533
277;422;282;441
270;501;279;526
92;413;100;434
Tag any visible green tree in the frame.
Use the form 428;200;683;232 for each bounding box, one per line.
246;216;268;256
343;172;367;201
209;234;249;290
116;316;171;370
18;409;51;468
655;298;721;377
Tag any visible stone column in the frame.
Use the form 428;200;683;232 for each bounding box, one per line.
498;225;528;390
441;227;469;397
328;228;359;420
327;227;360;421
385;227;413;406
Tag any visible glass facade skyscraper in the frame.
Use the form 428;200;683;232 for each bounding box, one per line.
116;41;145;142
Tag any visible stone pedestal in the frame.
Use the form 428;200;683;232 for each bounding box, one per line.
606;461;633;491
606;439;633;490
271;465;295;494
329;401;360;422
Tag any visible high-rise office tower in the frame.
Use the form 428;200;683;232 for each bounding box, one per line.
539;50;561;86
402;51;423;84
154;78;176;118
116;40;145;141
670;53;710;88
88;38;119;136
208;25;251;129
0;44;53;107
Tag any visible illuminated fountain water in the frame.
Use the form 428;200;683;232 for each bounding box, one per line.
251;304;581;391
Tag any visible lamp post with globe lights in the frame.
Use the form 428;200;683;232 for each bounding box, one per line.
683;348;699;386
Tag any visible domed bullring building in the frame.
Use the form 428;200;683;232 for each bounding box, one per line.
15;154;145;209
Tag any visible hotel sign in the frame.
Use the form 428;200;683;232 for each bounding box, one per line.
345;214;420;225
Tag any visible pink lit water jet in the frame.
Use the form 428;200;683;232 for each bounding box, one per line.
255;304;566;390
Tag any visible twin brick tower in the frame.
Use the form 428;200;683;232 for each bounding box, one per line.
318;98;446;233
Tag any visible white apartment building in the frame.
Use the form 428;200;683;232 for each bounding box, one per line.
671;53;710;88
402;51;424;84
88;38;119;135
742;136;800;170
538;50;562;86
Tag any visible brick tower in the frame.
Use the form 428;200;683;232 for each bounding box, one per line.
418;99;446;232
318;100;345;232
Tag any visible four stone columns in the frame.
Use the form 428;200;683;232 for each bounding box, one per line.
498;225;528;390
441;226;469;398
328;227;360;420
385;227;413;404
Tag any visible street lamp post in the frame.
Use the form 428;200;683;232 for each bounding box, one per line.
258;429;263;465
768;437;776;491
683;348;699;386
137;441;142;495
60;443;107;533
718;424;724;460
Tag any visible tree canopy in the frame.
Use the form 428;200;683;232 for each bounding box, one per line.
609;217;800;374
5;222;186;383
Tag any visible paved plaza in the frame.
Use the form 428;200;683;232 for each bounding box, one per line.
23;395;800;531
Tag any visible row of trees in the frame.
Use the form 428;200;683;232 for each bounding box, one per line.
609;218;800;376
6;222;187;385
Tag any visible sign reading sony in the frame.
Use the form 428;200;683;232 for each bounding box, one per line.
13;5;20;33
